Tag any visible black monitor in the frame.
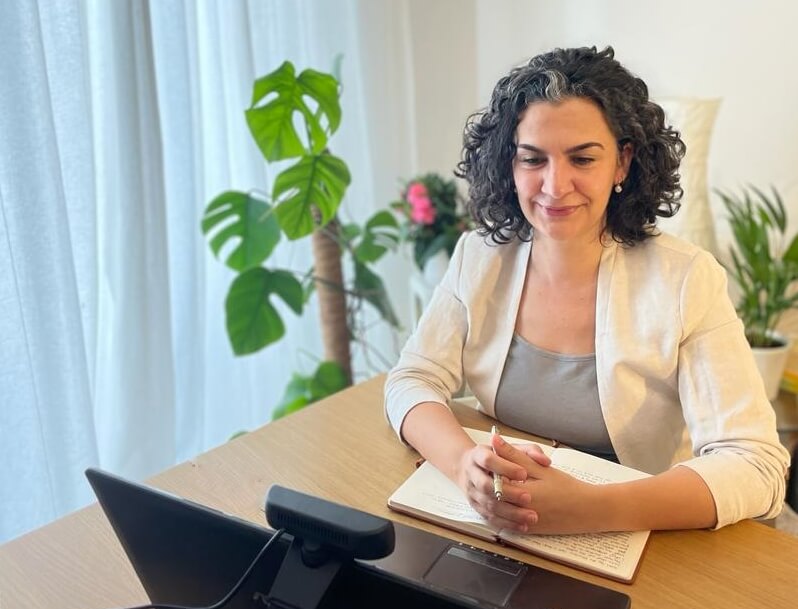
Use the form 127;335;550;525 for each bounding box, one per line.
86;468;630;609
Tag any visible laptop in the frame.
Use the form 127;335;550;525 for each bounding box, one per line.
86;468;631;609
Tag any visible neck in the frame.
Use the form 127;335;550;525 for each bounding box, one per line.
528;234;605;285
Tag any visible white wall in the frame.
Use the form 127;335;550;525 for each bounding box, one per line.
407;0;477;176
344;0;479;365
358;0;477;347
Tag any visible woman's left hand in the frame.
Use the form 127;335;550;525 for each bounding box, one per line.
492;435;603;534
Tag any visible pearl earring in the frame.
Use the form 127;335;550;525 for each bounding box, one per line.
614;183;623;194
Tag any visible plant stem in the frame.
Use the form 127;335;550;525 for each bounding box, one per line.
311;214;353;385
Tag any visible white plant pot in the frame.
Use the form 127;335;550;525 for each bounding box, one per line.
409;250;451;327
751;334;792;401
421;249;450;288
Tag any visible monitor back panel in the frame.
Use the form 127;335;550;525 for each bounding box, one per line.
86;469;629;609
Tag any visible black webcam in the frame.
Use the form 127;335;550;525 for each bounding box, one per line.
264;485;396;609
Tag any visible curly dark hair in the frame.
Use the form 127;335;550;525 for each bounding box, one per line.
456;46;686;245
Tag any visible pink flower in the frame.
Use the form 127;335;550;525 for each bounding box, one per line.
406;182;436;225
410;198;436;224
407;182;428;200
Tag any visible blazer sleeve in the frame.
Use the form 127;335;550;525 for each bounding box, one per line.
384;233;471;440
674;250;790;527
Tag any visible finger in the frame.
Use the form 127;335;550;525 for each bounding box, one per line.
492;434;549;478
515;443;552;467
485;510;538;533
475;444;527;481
469;489;539;532
471;468;533;507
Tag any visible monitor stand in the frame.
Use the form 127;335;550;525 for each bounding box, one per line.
263;485;396;609
266;538;342;609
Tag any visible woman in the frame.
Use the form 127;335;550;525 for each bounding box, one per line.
384;46;789;534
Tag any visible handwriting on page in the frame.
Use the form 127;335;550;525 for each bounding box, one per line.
551;448;651;484
521;531;636;570
417;490;486;522
554;464;613;485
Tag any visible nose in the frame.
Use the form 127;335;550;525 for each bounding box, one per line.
540;160;575;199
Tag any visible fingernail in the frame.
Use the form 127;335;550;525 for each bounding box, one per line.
528;513;538;525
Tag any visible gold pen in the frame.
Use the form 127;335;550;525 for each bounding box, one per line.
491;425;503;501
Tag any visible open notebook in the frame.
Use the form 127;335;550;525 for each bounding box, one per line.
388;428;651;583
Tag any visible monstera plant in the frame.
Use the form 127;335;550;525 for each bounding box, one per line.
201;61;400;418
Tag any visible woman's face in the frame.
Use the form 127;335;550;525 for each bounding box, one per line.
512;97;631;245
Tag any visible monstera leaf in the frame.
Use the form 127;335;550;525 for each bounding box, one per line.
201;191;281;271
225;268;304;355
272;152;351;239
245;61;341;162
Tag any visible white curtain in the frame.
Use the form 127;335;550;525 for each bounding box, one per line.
0;0;417;543
0;0;98;540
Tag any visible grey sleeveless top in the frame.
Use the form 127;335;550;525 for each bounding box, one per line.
495;333;618;462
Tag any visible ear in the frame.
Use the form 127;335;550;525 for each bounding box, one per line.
616;142;633;182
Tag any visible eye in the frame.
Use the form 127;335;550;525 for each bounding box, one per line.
519;156;545;167
571;156;595;166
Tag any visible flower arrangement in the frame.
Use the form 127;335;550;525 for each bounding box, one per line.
391;173;471;271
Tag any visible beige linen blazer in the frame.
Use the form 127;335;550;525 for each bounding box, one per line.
385;230;790;528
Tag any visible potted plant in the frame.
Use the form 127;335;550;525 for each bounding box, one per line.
716;185;798;399
391;173;471;284
201;61;401;418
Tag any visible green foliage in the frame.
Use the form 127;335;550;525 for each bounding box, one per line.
201;60;401;418
202;191;281;271
717;185;798;348
225;268;303;355
245;62;341;161
272;153;351;239
349;210;400;263
353;261;399;327
271;361;349;419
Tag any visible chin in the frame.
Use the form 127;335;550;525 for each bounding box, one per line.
531;222;602;244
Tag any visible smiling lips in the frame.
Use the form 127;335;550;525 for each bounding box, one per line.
537;203;582;217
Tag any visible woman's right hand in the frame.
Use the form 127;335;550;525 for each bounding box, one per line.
455;440;551;533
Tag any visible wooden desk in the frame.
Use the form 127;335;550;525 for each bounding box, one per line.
2;375;797;609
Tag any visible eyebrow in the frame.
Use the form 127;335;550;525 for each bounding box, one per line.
516;142;605;153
